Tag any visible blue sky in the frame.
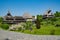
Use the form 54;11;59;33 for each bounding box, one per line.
0;0;60;16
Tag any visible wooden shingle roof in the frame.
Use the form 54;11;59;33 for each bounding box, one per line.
23;13;32;18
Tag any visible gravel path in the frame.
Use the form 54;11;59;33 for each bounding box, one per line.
0;30;60;40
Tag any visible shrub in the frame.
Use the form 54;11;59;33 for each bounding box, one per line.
50;29;55;35
18;27;22;31
1;24;9;30
55;24;60;27
25;21;33;30
0;23;2;27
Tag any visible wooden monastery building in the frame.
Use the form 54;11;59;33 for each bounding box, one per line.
3;11;36;24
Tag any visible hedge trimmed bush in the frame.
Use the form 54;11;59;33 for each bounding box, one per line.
1;24;9;30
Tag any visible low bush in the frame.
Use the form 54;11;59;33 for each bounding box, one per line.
50;29;55;35
1;24;9;30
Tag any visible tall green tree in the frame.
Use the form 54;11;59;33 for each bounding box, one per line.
36;15;41;29
0;17;3;23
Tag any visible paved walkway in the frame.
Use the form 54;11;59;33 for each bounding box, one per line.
0;30;60;40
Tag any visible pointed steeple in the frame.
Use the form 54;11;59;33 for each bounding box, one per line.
47;8;51;14
7;10;12;16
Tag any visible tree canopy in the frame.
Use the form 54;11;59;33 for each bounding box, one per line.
54;11;60;17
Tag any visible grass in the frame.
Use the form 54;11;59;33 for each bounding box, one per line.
22;24;60;35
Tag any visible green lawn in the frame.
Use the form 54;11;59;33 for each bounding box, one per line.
22;24;60;35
